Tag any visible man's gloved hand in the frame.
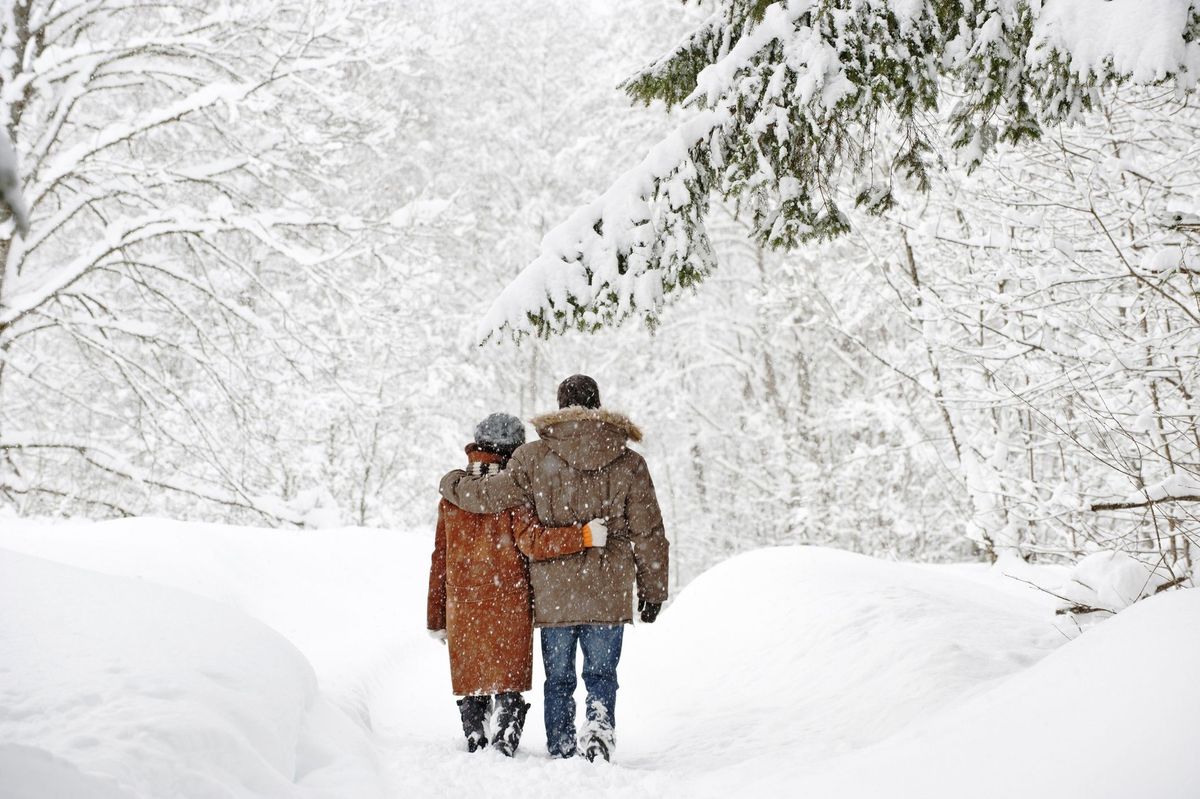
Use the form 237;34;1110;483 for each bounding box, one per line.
582;518;608;548
638;599;662;624
428;629;447;645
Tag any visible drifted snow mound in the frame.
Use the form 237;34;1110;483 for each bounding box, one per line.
0;517;432;731
788;586;1200;799
0;548;382;799
0;745;132;799
1055;550;1177;613
3;521;1193;799
0;517;474;757
620;547;1062;771
619;546;1198;799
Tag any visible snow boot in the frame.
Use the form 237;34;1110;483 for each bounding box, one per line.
491;692;530;757
579;724;614;763
578;700;615;763
457;695;490;752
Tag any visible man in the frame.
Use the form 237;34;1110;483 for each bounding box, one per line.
439;374;669;762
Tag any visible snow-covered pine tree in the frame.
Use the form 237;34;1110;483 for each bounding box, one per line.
483;0;1200;340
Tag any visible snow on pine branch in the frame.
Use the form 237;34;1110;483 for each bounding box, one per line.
485;0;1200;341
1031;0;1200;84
478;108;727;341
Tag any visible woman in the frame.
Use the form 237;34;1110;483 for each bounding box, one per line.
426;412;605;756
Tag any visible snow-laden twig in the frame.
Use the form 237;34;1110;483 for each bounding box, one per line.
1092;473;1200;511
0;436;304;524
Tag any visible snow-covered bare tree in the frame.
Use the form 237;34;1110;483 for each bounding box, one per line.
0;1;372;521
879;87;1200;577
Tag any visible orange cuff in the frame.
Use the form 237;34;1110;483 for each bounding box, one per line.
582;524;593;547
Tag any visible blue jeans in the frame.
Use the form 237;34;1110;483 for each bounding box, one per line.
540;624;624;756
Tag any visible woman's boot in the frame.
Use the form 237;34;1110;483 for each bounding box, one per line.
491;692;531;757
456;695;491;752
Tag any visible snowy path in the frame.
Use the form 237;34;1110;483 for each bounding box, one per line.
2;518;1197;798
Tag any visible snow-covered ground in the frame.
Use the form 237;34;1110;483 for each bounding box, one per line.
1;517;1196;798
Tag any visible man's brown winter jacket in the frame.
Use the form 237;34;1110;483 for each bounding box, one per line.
439;407;669;627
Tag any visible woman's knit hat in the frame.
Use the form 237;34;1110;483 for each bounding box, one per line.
474;412;526;456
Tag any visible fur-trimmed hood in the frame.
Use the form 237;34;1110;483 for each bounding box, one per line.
530;407;642;471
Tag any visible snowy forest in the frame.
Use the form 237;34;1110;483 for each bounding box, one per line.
2;1;1199;797
4;0;1198;588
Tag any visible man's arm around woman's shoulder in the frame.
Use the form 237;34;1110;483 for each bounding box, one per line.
439;444;535;514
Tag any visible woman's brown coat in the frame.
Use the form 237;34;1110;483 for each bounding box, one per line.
427;447;588;696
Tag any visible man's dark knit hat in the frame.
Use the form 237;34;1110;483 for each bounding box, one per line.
557;374;601;409
474;412;525;456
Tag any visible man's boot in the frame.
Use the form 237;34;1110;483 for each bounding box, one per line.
578;699;615;762
579;723;614;762
456;695;490;752
491;692;531;757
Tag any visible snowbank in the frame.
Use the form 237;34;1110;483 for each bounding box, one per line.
616;546;1199;798
619;547;1063;772
0;517;433;728
782;587;1200;799
0;548;381;799
2;519;1195;798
